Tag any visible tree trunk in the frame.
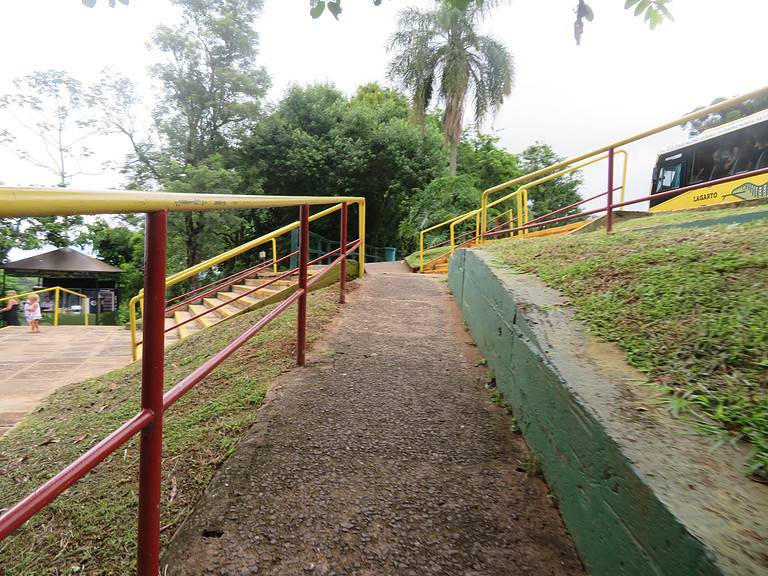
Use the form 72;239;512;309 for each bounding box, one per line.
449;138;458;176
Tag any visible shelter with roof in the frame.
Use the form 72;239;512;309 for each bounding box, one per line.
0;247;123;325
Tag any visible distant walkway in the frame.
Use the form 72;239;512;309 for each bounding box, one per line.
0;326;132;435
163;263;585;575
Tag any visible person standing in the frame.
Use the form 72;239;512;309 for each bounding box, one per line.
24;294;42;333
0;290;21;327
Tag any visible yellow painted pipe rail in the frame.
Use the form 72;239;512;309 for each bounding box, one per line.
128;200;366;360
448;210;480;254
418;212;477;273
0;286;89;327
418;151;628;272
0;188;365;218
481;150;629;239
479;85;768;239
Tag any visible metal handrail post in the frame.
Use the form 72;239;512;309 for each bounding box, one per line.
620;149;629;204
271;238;278;273
357;200;366;277
136;211;167;576
419;232;425;273
54;287;60;326
606;148;615;233
297;205;309;366
83;296;89;326
340;202;347;304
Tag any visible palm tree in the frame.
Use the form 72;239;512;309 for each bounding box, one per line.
388;3;514;175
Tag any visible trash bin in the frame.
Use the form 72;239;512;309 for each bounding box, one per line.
383;247;397;262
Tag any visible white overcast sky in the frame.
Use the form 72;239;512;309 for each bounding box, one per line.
1;0;767;235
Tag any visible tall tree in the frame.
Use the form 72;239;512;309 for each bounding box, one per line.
98;0;270;272
0;70;102;187
457;130;520;191
0;70;101;260
0;218;86;264
387;3;514;176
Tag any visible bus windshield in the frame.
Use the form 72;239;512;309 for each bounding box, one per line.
656;162;682;192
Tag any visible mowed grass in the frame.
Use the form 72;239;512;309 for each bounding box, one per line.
0;287;341;575
404;245;452;269
489;209;768;480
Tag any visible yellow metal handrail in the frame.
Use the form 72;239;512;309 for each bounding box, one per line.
479;85;768;239
417;151;629;272
418;210;483;273
0;286;89;326
481;150;629;239
128;199;366;360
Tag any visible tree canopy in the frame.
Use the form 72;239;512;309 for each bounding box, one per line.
388;3;513;175
682;94;768;137
238;83;447;248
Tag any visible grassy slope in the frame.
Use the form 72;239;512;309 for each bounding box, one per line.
489;209;768;480
404;245;451;269
0;288;341;575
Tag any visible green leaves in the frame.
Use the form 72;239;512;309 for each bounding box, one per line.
624;0;674;30
327;0;342;19
310;0;326;19
309;0;345;19
81;0;129;6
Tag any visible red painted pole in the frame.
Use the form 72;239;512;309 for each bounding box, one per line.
606;147;615;233
339;202;347;304
297;204;309;366
137;210;167;576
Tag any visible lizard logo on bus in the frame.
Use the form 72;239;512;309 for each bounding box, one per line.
725;182;768;201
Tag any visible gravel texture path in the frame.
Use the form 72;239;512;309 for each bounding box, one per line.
163;264;585;575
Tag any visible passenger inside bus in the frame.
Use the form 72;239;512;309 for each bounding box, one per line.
690;125;768;184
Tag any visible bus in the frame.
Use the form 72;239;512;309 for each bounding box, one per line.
649;109;768;211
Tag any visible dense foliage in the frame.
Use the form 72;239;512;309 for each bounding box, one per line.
238;83;446;248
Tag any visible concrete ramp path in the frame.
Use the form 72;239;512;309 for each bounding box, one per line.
163;263;585;575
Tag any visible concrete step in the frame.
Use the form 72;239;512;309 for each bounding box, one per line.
203;297;240;318
242;278;295;288
164;317;180;341
217;291;260;309
173;310;201;340
188;304;222;329
232;283;284;296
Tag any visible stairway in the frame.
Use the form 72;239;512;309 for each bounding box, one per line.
159;270;308;346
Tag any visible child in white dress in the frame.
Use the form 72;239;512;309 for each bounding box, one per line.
24;294;42;333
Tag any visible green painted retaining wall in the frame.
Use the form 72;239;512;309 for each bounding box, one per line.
448;249;727;576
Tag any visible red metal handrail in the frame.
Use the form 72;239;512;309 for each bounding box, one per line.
138;244;356;346
422;235;475;270
427;227;477;250
0;202;358;576
163;240;360;411
166;256;277;306
164;250;298;316
485;166;768;239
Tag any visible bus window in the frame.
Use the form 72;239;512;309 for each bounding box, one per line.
656;162;682;192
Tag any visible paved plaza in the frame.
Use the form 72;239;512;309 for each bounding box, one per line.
0;325;133;435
